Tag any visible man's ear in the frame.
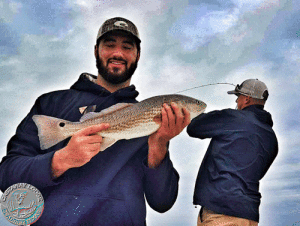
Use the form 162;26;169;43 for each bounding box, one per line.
94;45;98;58
245;96;251;104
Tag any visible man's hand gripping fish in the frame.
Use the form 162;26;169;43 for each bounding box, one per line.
32;94;207;152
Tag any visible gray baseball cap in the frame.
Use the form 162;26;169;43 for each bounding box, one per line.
96;17;141;43
228;79;269;100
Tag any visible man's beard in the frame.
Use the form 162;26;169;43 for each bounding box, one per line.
96;55;138;85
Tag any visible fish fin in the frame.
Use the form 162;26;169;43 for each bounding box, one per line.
79;106;87;114
80;103;134;122
82;105;97;115
32;115;73;150
99;137;117;152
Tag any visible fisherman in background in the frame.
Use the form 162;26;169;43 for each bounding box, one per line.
0;17;190;225
187;79;278;226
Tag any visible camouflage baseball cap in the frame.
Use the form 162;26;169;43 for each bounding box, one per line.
96;17;141;43
228;79;269;100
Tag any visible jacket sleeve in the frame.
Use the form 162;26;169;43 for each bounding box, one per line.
0;96;64;192
187;110;231;139
142;151;179;213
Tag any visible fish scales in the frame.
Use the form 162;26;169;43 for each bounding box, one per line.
78;105;160;136
99;105;161;139
32;94;207;151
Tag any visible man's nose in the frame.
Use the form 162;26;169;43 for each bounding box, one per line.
112;46;124;58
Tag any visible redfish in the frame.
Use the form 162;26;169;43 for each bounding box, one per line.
32;94;206;152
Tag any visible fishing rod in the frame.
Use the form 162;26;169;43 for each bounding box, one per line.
175;82;236;94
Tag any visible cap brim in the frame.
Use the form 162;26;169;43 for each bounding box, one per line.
227;90;238;95
98;30;141;43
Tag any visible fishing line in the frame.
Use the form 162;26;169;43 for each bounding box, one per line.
175;82;236;94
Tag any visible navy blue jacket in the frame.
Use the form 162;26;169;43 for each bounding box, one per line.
0;73;179;226
187;105;278;222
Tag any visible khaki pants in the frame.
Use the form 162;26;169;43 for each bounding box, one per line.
197;208;258;226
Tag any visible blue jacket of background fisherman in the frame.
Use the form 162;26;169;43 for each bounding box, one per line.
187;105;278;222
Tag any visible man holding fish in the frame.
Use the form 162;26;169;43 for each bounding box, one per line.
0;17;204;225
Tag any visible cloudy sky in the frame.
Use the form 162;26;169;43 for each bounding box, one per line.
0;0;299;225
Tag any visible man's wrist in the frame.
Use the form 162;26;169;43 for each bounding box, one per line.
51;148;69;178
148;138;168;169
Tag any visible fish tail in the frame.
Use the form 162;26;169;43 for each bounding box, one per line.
32;115;74;150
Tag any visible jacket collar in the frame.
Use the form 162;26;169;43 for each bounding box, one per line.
242;105;274;127
70;73;139;100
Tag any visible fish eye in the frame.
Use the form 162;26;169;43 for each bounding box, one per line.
59;122;65;127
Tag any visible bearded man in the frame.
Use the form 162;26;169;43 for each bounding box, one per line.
0;17;190;226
